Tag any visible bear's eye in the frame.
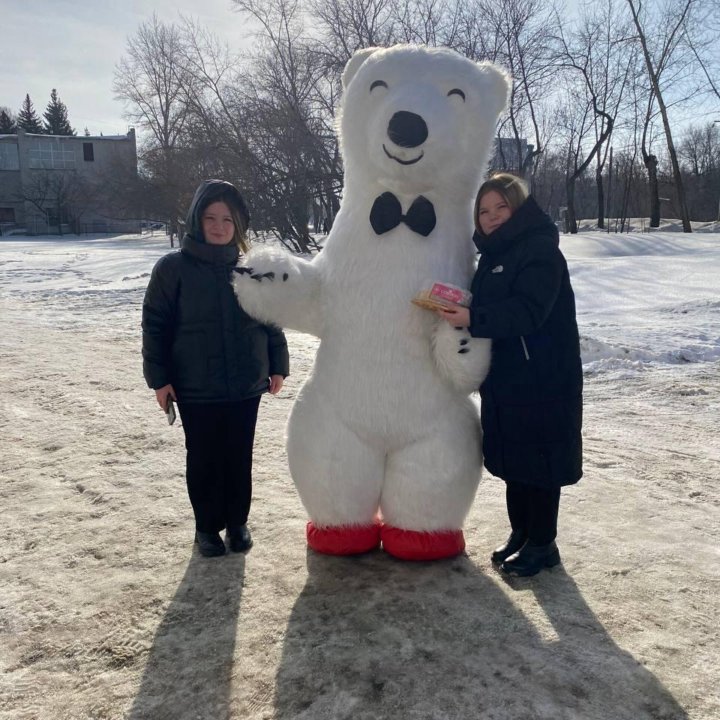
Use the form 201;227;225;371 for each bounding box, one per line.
370;80;388;92
448;88;466;101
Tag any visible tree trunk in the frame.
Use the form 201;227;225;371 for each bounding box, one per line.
628;0;693;232
644;153;661;227
566;179;578;234
596;166;605;229
663;128;692;231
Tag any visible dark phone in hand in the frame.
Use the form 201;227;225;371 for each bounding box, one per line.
165;400;176;425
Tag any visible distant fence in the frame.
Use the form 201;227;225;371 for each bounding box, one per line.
0;222;23;237
81;221;145;235
139;221;169;236
1;219;170;236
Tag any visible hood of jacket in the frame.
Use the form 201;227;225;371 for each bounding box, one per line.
184;179;250;244
473;195;558;256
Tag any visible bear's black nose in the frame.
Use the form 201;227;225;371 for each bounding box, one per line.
387;111;428;148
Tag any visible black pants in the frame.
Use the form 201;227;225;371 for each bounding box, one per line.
178;397;261;534
505;480;561;545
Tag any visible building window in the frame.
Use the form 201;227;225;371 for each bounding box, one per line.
28;139;76;169
83;143;94;161
0;143;20;170
0;208;15;222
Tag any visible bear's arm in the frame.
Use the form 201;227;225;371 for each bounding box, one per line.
431;318;491;394
233;246;324;337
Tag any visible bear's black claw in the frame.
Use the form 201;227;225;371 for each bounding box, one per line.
251;271;275;281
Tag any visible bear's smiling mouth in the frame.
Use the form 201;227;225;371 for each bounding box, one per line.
382;144;424;165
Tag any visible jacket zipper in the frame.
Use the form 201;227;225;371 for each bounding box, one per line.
520;336;530;360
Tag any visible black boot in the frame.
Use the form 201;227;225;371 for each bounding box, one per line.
491;530;527;565
226;524;253;553
501;541;560;577
195;531;226;557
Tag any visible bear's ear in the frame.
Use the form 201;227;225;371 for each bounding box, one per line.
342;47;382;89
475;61;512;118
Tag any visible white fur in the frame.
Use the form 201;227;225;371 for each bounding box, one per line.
235;45;510;532
432;322;492;395
234;246;323;336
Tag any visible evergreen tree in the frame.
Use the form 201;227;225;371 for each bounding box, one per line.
43;88;75;136
17;94;44;133
84;126;90;136
0;107;17;133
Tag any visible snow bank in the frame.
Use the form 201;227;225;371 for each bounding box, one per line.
2;230;719;371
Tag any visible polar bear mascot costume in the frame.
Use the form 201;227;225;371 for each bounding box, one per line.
235;45;510;560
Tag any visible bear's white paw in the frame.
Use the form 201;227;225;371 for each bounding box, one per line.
233;246;323;336
235;246;295;283
431;319;491;394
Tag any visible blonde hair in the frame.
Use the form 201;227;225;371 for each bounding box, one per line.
228;204;250;253
474;173;529;233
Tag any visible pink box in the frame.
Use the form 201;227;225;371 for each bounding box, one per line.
429;282;472;307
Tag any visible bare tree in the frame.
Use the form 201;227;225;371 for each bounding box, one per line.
114;14;198;241
639;94;664;226
683;0;720;104
554;0;633;228
105;0;719;243
114;15;194;150
626;0;703;232
306;0;398;68
554;84;611;233
679;121;720;220
391;0;465;46
217;0;351;250
16;171;98;235
464;0;557;178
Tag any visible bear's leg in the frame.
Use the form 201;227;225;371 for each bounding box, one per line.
380;401;481;561
287;390;384;555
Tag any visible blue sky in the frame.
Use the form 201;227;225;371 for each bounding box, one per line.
2;0;251;135
5;0;715;140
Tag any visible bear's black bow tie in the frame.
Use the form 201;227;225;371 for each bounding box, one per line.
369;193;436;237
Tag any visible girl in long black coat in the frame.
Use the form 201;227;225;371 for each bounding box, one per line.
438;173;583;576
142;180;290;557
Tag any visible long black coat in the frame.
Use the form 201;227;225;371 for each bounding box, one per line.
142;184;289;403
468;196;583;488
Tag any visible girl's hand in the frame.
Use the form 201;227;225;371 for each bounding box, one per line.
269;375;284;395
155;384;176;411
437;306;470;328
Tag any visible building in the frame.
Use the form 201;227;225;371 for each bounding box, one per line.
0;128;137;235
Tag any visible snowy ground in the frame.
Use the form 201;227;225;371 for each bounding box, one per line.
0;229;718;720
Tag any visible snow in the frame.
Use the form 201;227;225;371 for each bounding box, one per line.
563;231;720;369
1;230;718;719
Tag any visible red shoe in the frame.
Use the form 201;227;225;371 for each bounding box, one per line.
381;525;465;561
306;521;381;555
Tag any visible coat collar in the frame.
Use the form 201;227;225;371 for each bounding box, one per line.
473;195;558;256
181;233;239;265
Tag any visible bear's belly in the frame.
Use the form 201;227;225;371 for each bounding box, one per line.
309;238;477;441
310;325;462;443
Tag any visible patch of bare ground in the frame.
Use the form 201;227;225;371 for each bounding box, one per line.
0;301;718;719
